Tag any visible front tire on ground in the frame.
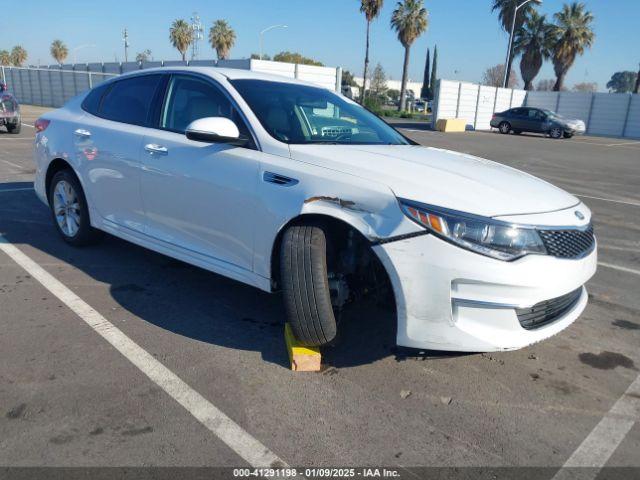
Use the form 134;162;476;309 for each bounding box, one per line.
6;119;21;134
498;121;511;134
280;224;338;346
563;132;573;138
549;127;563;139
48;169;103;246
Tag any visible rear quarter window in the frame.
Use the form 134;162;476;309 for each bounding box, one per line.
98;75;163;126
81;82;110;116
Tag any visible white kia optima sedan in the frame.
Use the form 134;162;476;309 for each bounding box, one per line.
33;67;597;352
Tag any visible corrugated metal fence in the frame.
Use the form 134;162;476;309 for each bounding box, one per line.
433;78;640;139
1;59;342;109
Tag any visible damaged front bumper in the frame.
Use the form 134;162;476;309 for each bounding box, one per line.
373;232;597;352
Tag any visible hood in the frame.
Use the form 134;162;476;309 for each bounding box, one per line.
289;144;579;217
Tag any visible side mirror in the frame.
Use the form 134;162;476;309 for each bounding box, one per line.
185;117;249;146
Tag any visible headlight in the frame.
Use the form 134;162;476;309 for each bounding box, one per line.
399;199;547;261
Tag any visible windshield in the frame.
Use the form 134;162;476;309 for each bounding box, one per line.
230;79;409;145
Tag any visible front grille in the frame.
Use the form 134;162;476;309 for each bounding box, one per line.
516;287;583;330
538;225;595;259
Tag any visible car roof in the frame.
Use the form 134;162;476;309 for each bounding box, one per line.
117;66;326;89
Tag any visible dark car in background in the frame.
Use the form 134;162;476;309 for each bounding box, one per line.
0;82;21;134
490;106;585;139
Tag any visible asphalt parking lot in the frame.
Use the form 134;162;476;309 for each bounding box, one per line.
1;106;639;477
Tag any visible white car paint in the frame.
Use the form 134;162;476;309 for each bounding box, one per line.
33;67;597;352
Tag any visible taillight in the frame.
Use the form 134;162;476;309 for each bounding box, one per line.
35;118;50;132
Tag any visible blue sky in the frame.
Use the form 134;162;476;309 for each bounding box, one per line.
4;0;638;91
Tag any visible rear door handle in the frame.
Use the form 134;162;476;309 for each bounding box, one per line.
144;144;168;155
74;128;91;137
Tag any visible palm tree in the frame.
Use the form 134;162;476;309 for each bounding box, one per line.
0;50;10;66
360;0;384;102
391;0;428;111
514;10;554;90
50;40;68;65
209;20;236;60
492;0;541;86
169;19;193;61
551;2;594;91
10;46;27;66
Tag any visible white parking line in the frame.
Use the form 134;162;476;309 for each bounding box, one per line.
597;262;640;277
552;374;640;479
0;237;288;469
21;123;35;128
573;194;640;208
0;158;25;170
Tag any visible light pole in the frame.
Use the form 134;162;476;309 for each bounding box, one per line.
503;0;538;88
71;44;96;64
259;25;287;60
123;28;130;63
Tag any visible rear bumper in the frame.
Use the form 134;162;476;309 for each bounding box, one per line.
373;231;597;352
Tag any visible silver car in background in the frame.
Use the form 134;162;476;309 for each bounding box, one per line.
0;82;21;134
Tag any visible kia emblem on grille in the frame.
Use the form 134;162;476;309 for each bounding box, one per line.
575;211;585;220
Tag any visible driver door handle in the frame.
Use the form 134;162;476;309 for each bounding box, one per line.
144;144;168;155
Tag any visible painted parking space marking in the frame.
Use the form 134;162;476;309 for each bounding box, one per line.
0;158;26;170
597;262;640;277
552;374;640;479
20;123;35;128
0;236;289;469
573;194;640;208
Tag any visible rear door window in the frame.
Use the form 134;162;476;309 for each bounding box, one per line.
81;82;110;116
99;75;162;126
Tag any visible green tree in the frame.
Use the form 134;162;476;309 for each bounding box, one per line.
429;44;437;101
360;0;384;102
369;63;388;98
342;69;358;87
492;0;541;86
420;48;430;99
251;53;271;60
605;71;637;93
135;49;152;63
551;2;595;91
272;51;324;66
0;50;10;66
391;0;428;111
209;19;236;60
514;10;554;90
169;19;193;61
10;46;28;66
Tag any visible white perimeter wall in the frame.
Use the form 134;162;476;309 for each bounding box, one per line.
433;78;640;139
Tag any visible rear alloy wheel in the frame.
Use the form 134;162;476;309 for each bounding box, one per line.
498;121;511;134
549;127;563;139
49;169;103;246
280;224;338;346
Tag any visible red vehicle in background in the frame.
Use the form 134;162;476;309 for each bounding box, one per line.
0;82;21;134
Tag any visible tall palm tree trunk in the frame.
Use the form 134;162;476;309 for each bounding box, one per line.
362;20;371;103
553;70;566;91
398;45;411;111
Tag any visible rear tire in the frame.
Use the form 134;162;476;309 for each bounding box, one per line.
48;169;103;246
280;224;337;346
498;121;511;134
